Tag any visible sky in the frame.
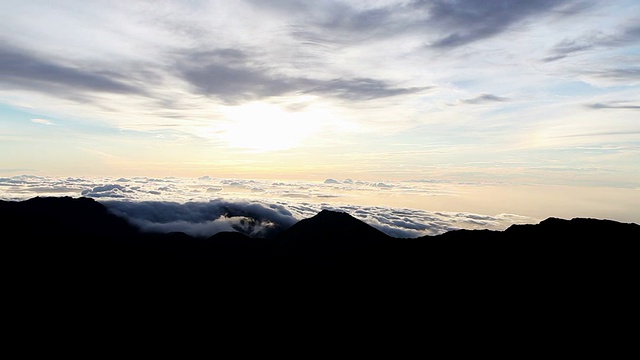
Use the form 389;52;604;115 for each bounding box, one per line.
1;0;639;232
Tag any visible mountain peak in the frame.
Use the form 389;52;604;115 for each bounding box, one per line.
276;209;391;265
314;209;353;220
289;209;389;238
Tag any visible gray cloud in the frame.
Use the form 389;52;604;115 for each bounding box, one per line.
460;94;510;105
103;199;298;238
3;37;427;114
244;0;313;14
175;48;289;103
543;39;595;62
307;78;430;101
81;184;132;198
323;6;397;33
281;0;585;50
102;197;534;239
586;101;640;110
418;0;583;48
258;1;409;45
180;62;293;103
544;22;640;62
175;48;427;103
586;67;640;85
0;46;143;97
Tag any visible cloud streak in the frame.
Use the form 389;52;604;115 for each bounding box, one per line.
423;0;580;48
544;22;640;62
0;46;143;97
586;102;640;110
31;119;55;126
460;94;510;105
175;49;428;103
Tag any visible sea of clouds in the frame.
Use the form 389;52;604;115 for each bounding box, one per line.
0;175;536;238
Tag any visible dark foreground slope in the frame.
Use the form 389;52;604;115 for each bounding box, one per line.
4;196;639;342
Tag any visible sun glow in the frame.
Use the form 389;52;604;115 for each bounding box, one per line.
219;102;324;152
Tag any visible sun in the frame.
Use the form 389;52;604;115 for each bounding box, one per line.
219;102;323;152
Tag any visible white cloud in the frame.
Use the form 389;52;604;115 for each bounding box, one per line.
30;118;54;125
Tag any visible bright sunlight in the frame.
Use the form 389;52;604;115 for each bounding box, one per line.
219;102;324;152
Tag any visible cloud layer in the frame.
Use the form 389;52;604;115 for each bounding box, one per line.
0;175;538;238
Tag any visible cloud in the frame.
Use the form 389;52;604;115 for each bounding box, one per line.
544;22;640;62
0;46;143;97
177;50;293;103
460;94;510;105
584;67;640;86
0;175;539;238
31;119;55;126
586;102;640;110
422;0;583;48
282;0;586;50
543;38;599;62
103;199;298;238
282;0;588;49
81;184;131;198
306;78;430;101
265;1;407;44
291;3;424;45
175;49;427;103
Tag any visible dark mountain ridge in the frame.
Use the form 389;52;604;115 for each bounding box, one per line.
4;194;639;335
3;196;638;281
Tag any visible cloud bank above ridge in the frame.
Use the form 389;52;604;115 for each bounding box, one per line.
0;175;539;238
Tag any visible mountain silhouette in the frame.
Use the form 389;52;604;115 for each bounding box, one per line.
276;209;391;266
4;195;639;332
3;196;638;286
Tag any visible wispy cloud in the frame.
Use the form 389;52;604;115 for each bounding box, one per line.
175;49;428;103
583;67;640;86
586;101;640;110
305;78;430;101
423;0;586;48
460;94;510;105
31;118;55;126
0;46;144;97
544;22;640;62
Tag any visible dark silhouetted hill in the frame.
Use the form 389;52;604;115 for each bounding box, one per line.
276;209;391;266
4;195;639;336
2;196;638;288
